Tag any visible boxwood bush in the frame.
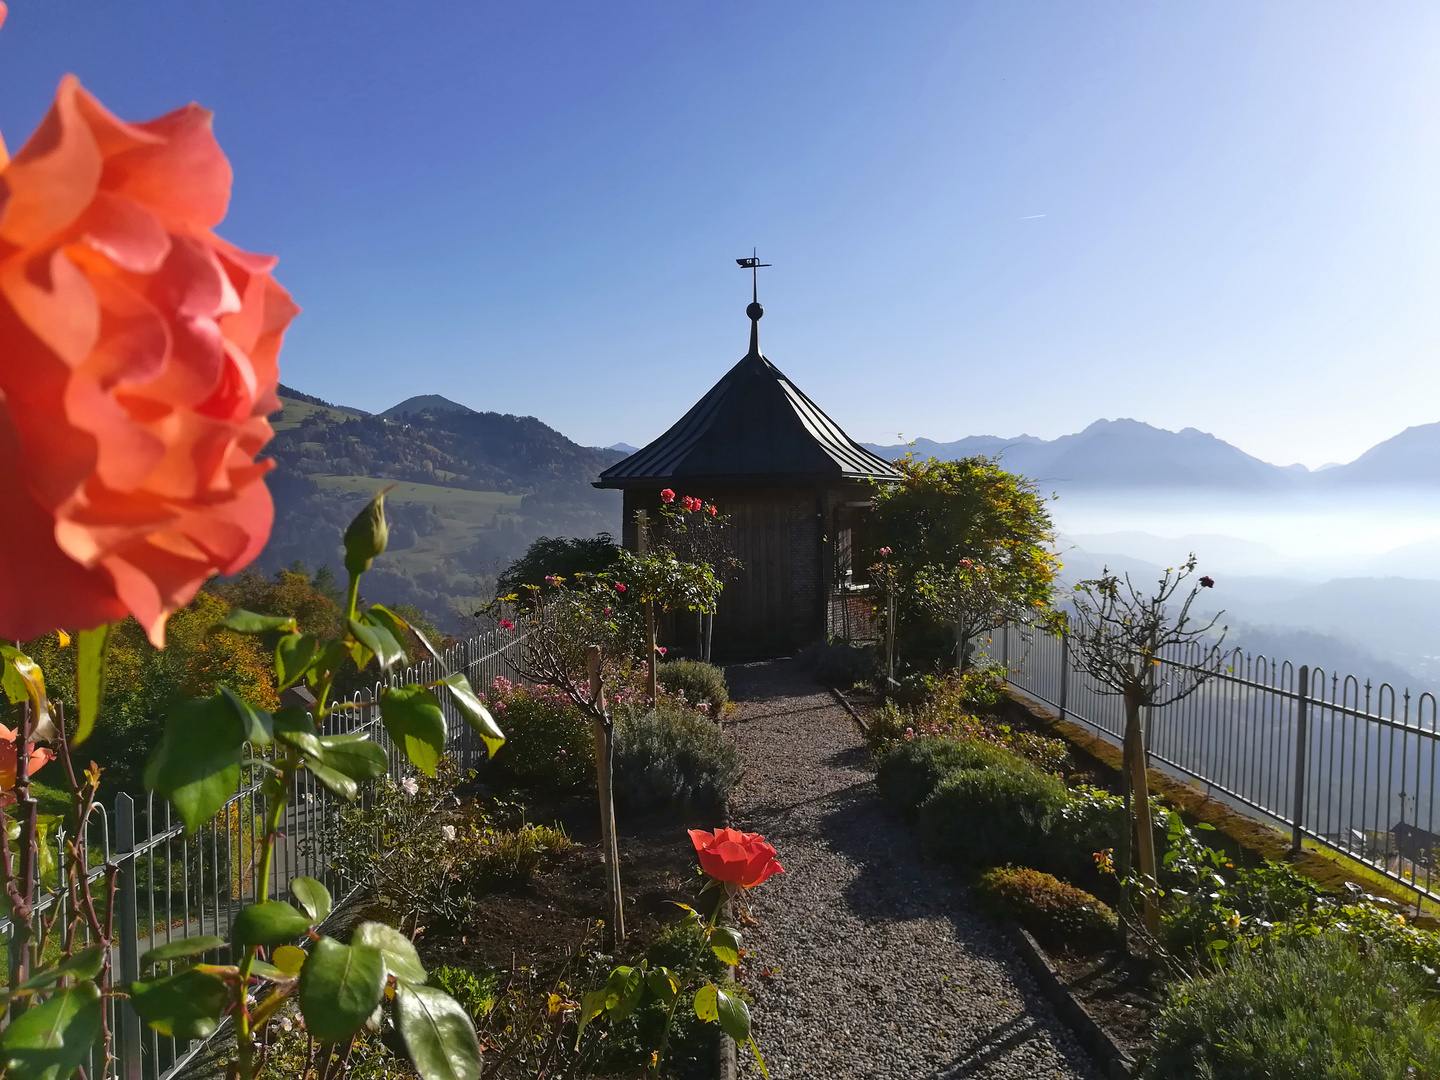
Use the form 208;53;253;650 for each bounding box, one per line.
973;866;1117;949
917;760;1070;867
1147;931;1440;1079
875;736;1023;818
613;703;741;817
657;659;729;715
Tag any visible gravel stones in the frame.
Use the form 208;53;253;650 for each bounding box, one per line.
725;662;1101;1080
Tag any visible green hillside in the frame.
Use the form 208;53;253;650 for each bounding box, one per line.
259;391;622;631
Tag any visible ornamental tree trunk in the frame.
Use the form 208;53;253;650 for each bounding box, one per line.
587;647;624;946
1124;681;1160;936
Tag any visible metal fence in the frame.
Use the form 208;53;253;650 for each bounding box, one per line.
988;624;1440;908
0;626;526;1080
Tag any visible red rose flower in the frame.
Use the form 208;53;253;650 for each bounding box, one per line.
499;619;514;631
1199;575;1215;588
707;504;718;516
688;827;783;888
615;583;626;592
660;489;675;503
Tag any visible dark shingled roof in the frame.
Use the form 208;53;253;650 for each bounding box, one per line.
596;306;903;489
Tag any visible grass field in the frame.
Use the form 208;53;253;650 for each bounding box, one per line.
312;475;523;584
272;395;363;432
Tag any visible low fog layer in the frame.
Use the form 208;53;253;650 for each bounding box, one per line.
1052;488;1440;693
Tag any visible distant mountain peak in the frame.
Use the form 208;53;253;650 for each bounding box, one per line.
380;394;475;420
607;442;640;455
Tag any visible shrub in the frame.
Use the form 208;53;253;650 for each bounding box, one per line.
330;761;571;929
917;761;1070;867
612;703;741;817
796;640;875;686
875;736;1021;818
1046;785;1126;884
973;866;1117;949
482;676;594;791
657;659;729;715
1147;932;1440;1079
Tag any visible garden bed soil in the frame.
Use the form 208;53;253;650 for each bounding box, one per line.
1048;946;1162;1062
419;796;715;977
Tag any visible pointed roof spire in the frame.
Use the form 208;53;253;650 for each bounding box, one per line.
595;256;902;489
736;250;770;359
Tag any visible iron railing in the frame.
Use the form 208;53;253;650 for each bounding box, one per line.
0;626;526;1080
988;624;1440;908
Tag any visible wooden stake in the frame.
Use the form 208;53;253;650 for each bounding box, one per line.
588;646;624;945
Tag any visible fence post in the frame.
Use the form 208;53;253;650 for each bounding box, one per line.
114;793;144;1080
1290;665;1310;856
1002;623;1010;675
1058;626;1069;722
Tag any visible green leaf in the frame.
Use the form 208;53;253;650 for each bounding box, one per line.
144;694;248;832
315;734;388;781
274;706;322;758
395;981;481;1080
349;618;405;674
232;901;314;947
272;945;308;975
375;602;444;663
1;981;102;1080
576;988;608;1045
644;968;678;1004
298;937;387;1043
139;937;225;970
365;605;413;663
601;967;642;1025
437;673;505;757
712;986;751;1043
292;878;333;925
130;967;228;1039
353;921;426;984
15;946;105;993
693;982;718;1023
219;609;298;635
74;626;109;746
380;686;446;777
304;758;358;800
306;640;350;689
1;646;53;738
221;687;272;746
709;926;741;967
275;633;321;690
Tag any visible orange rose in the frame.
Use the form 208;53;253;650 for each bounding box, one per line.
0;723;54;805
0;57;298;645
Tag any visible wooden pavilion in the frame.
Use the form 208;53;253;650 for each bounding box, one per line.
594;297;902;659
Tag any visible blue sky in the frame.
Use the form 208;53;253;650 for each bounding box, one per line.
3;2;1437;468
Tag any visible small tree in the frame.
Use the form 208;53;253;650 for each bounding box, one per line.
872;456;1058;667
912;558;1044;672
506;575;642;946
616;544;722;701
1066;555;1225;936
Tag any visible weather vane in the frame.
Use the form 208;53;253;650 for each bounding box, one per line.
735;249;771;304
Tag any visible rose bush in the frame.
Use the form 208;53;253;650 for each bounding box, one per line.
0;62;298;646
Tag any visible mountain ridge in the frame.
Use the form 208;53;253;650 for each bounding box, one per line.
863;417;1440;490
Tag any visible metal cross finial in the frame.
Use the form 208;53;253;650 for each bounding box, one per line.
735;249;771;304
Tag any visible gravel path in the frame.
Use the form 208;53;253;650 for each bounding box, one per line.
725;661;1101;1080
